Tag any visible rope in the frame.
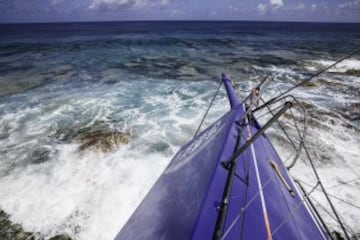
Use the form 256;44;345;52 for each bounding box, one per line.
239;126;252;239
222;102;279;239
244;105;273;240
193;78;223;138
222;177;274;239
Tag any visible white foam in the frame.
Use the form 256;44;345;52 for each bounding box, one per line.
0;76;359;239
308;58;360;73
0;79;231;239
271;106;360;233
0;143;169;239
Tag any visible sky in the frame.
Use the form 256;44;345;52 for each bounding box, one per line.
0;0;359;23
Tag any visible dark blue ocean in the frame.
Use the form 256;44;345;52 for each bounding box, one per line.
0;21;359;239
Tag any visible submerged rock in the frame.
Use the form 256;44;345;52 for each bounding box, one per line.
298;100;316;110
283;99;359;133
49;234;72;240
0;209;33;240
78;130;131;152
0;75;44;97
343;102;360;122
43;65;77;81
301;78;347;89
331;230;360;240
50;121;131;153
346;69;360;77
177;65;199;77
300;78;359;97
0;208;73;240
30;148;51;164
349;102;360;115
282;100;346;130
302;81;319;88
318;79;348;89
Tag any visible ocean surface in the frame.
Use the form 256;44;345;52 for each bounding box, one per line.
0;21;359;239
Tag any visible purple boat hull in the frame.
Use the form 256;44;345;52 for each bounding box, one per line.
115;74;328;240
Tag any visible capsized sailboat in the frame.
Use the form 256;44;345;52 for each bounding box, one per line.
114;72;336;240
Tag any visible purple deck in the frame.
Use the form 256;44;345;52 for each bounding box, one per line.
115;75;328;240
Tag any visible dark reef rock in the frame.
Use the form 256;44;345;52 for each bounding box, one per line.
342;102;360;123
0;209;73;240
0;209;33;240
318;79;348;89
331;230;360;240
49;234;72;240
300;78;359;98
0;76;44;97
349;102;360;115
346;69;360;77
298;100;316;110
30;148;51;164
282;99;357;131
302;81;319;87
50;121;131;153
78;130;131;152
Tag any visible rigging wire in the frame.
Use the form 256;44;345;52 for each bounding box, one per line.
320;190;360;211
244;108;273;240
309;196;355;236
327;177;360;189
250;61;357;238
256;95;307;169
239;137;251;240
297;179;360;210
194;51;360;238
252;97;354;238
222;177;275;239
294;179;334;239
303;143;352;240
193;78;223;138
252;104;285;121
259;48;360;110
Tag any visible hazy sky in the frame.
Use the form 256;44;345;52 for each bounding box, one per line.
0;0;359;23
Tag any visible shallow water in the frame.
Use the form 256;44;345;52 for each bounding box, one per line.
0;21;359;239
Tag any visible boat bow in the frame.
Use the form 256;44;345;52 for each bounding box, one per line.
114;74;328;240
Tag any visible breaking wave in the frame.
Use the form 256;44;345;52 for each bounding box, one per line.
0;21;359;239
